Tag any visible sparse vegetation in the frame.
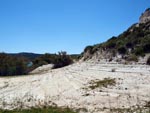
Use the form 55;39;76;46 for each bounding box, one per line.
110;102;150;113
88;78;116;90
32;51;73;69
82;21;150;62
126;54;138;62
0;106;78;113
84;46;94;54
118;46;127;55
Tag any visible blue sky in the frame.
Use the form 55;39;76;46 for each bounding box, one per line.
0;0;149;54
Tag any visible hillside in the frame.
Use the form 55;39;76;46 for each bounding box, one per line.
9;52;42;61
82;8;150;64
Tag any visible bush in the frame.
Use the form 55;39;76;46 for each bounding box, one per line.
84;46;94;54
147;57;150;65
53;51;73;69
32;52;73;69
106;41;116;49
0;53;28;76
32;53;58;68
126;42;133;48
134;47;145;56
127;54;138;62
116;40;125;48
106;36;117;49
143;43;150;53
118;47;127;55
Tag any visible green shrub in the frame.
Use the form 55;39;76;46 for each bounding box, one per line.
118;47;127;54
0;53;28;76
32;52;73;69
53;51;73;69
116;40;126;48
105;36;117;49
127;55;138;62
84;45;94;54
143;43;150;53
126;42;133;48
32;53;57;69
134;47;145;56
106;41;116;49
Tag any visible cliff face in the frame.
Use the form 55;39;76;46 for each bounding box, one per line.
140;8;150;23
82;9;150;63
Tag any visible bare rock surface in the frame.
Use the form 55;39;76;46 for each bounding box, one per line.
0;61;150;113
140;8;150;23
30;64;54;74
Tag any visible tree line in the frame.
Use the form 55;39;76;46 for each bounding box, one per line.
0;53;28;76
0;51;74;76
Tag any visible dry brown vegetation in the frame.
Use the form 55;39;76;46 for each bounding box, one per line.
88;78;116;90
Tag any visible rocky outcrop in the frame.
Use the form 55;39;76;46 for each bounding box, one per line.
30;64;54;74
139;8;150;23
82;9;150;64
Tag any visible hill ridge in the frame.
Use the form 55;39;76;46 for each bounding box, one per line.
82;8;150;64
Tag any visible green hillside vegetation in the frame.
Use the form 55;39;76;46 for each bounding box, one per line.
83;21;150;63
0;53;29;76
32;51;73;69
0;51;74;76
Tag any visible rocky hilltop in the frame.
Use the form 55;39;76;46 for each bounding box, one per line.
82;8;150;64
140;8;150;23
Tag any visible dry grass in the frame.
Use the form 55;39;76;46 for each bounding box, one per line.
88;78;116;90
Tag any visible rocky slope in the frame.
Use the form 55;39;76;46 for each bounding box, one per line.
140;8;150;23
82;8;150;64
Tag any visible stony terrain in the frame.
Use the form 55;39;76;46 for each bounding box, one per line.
140;8;150;23
30;64;54;74
0;60;150;113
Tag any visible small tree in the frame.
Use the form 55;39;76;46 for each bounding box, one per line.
134;47;145;56
118;47;127;55
0;53;28;76
84;46;94;54
53;51;73;69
